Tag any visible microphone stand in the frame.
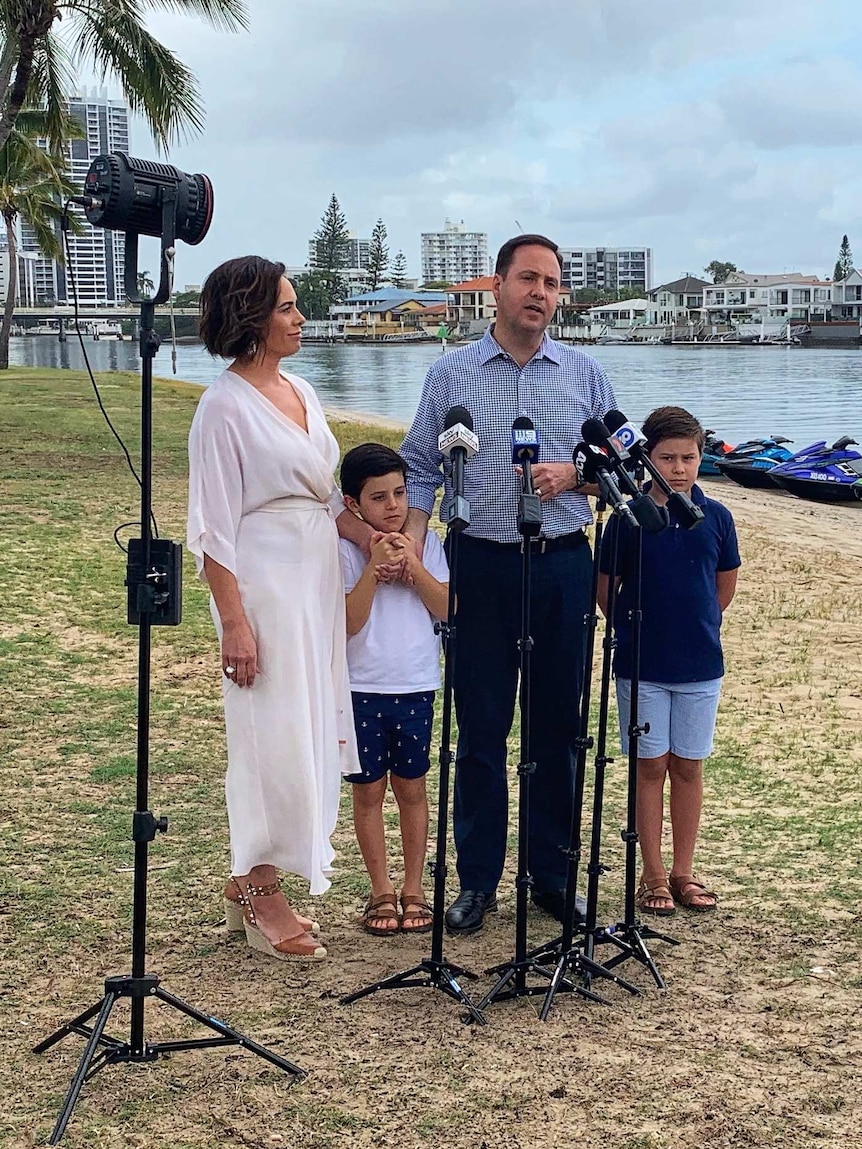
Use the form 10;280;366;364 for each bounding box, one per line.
477;455;578;1011
34;202;303;1144
341;451;486;1025
601;474;679;986
530;498;640;1017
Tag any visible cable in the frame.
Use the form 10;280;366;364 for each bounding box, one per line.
62;202;159;543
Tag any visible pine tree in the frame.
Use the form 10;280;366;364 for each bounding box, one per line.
311;193;350;304
365;218;389;291
833;235;853;282
389;250;409;288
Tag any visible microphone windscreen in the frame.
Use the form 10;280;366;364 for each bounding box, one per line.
581;417;611;446
573;442;603;484
445;404;473;431
513;415;534;431
603;409;627;433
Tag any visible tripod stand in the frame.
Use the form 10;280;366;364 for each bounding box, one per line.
477;448;584;1011
599;508;678;986
340;471;486;1024
34;208;303;1144
532;498;640;1018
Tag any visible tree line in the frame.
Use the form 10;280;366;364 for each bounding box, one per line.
295;193;410;320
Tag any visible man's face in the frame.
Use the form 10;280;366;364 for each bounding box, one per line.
493;244;561;337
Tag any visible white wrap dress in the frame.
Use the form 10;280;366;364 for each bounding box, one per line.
187;369;359;894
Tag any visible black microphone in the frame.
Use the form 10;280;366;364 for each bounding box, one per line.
580;420;667;533
512;416;542;536
438;405;478;532
572;441;638;529
604;409;704;529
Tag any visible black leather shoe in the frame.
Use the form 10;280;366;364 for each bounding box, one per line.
531;888;587;924
445;890;498;935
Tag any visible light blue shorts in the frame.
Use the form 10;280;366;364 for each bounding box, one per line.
615;678;723;760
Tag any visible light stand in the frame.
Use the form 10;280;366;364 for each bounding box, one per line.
34;192;303;1144
340;474;486;1024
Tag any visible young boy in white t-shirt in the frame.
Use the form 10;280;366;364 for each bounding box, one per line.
339;443;449;937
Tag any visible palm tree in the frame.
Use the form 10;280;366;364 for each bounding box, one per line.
136;269;155;297
0;1;249;153
0;108;80;368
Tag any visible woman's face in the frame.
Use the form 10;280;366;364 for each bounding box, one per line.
262;276;305;357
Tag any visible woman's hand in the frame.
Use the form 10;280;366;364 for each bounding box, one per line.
221;618;259;688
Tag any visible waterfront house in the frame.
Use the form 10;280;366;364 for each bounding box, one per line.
701;273;831;326
329;288;449;336
586;298;650;327
647;276;709;326
448;275;572;334
831;268;862;320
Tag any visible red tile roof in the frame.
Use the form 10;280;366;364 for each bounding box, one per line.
449;276;496;292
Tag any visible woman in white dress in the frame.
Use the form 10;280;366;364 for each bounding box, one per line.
188;256;359;960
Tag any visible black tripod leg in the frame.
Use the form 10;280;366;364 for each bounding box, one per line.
33;998;110;1055
47;991;118;1145
340;964;426;1005
152;988;305;1078
434;967;487;1024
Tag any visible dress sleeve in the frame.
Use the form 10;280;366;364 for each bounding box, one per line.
187;394;244;581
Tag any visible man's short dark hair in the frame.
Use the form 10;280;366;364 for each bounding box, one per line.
340;442;408;500
495;234;563;277
642;406;706;455
199;255;285;359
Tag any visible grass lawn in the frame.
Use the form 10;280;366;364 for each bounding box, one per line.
1;366;860;1148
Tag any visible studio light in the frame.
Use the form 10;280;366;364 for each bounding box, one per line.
80;152;214;245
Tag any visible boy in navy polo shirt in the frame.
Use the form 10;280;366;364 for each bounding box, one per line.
339;444;449;937
598;406;740;916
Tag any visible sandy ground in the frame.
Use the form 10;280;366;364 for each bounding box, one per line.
2;471;861;1148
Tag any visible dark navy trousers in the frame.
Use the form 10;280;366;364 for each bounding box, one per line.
450;533;591;894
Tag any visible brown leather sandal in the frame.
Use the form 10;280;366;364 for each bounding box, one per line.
669;874;718;912
636;876;676;917
223;876;320;936
243;881;327;961
400;892;433;934
362;893;400;936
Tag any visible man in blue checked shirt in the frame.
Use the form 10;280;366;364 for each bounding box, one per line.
397;235;617;935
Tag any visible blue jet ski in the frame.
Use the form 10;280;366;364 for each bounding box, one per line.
713;435;795;489
769;437;862;503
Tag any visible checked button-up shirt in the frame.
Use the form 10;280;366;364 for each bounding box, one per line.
401;327;617;543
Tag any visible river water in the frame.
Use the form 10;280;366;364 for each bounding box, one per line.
10;335;861;446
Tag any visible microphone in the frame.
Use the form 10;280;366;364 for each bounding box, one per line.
603;409;704;529
439;405;478;532
582;417;630;466
511;414;539;463
512;416;542;536
572;442;638;529
580;420;667;533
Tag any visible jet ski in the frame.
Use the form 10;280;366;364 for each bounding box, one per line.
713;435;795;489
700;430;734;476
769;437;862;503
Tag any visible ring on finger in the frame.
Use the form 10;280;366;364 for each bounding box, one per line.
225;666;236;676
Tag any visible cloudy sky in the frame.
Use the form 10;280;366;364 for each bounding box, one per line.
121;0;862;288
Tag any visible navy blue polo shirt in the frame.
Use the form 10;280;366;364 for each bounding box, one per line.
598;484;741;683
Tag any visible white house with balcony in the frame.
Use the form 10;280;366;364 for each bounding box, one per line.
831;269;862;320
701;273;832;327
647;276;709;325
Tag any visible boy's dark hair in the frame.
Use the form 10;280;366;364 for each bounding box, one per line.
199;255;286;359
495;234;563;277
340;442;408;500
642;406;706;455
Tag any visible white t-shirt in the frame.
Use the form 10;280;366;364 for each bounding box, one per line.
339;530;449;694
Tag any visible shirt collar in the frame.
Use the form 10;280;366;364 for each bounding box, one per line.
477;324;561;367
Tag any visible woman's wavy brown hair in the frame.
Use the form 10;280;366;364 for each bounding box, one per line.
199;255;286;359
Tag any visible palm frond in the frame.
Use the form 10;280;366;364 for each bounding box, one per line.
138;0;249;34
68;6;207;148
27;32;75;152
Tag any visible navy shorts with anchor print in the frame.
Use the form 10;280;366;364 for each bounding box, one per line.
345;691;435;784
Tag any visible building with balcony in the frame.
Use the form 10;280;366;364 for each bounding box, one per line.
831;269;862;320
421;220;489;285
559;246;652;293
26;89;131;306
647;276;710;325
701;273;832;324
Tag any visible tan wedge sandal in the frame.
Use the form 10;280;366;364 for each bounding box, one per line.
226;878;327;961
223;876;320;936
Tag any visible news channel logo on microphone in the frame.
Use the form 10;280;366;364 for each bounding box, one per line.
614;424;638;451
